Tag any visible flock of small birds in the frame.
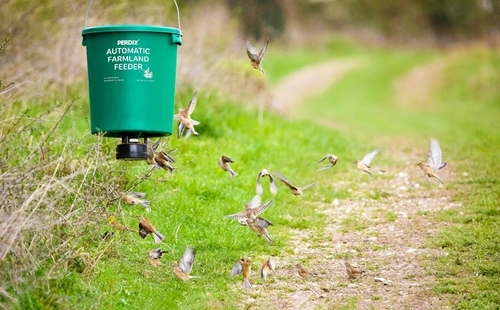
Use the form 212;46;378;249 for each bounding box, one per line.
114;37;448;290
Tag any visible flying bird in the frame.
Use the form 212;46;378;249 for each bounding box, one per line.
174;91;200;139
316;154;338;171
246;37;269;74
172;246;199;281
219;155;238;178
246;217;273;244
354;149;385;178
274;171;316;196
146;139;176;172
225;195;274;243
148;248;166;267
256;169;278;195
121;192;150;210
146;139;161;166
296;263;318;279
138;215;165;244
231;257;253;289
261;257;276;281
345;261;366;279
154;150;176;173
417;138;447;185
225;195;273;222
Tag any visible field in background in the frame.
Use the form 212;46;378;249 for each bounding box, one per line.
1;1;500;308
266;40;500;308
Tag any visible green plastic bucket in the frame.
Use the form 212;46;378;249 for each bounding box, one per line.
82;25;182;138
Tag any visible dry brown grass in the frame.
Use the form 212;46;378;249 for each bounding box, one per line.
0;80;150;309
0;0;272;107
0;2;275;307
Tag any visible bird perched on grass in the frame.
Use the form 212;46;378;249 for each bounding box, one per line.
354;149;385;178
256;169;278;195
246;37;269;74
174;91;200;139
231;257;253;289
417;138;447;185
260;257;276;281
345;261;366;279
148;248;166;267
172;246;199;281
137;215;165;244
121;192;150;211
274;171;316;196
316;154;338;171
219;155;238;178
296;263;318;279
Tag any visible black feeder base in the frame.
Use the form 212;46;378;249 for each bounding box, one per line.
116;143;148;160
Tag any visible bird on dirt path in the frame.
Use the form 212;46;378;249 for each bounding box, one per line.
296;263;318;279
316;154;338;171
274;171;316;196
354;149;385;178
345;261;366;279
138;215;165;244
172;246;199;281
231;257;253;289
122;192;150;210
261;257;276;281
219;155;238;178
256;169;278;195
148;248;166;267
417;138;447;185
174;91;200;139
246;37;269;75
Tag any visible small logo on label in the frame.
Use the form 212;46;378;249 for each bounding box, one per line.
117;40;140;46
143;68;153;79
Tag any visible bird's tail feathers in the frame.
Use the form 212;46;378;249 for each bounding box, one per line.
263;231;273;245
153;231;165;243
435;174;444;185
243;279;252;289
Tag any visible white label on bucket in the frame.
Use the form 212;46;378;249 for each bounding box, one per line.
104;40;154;82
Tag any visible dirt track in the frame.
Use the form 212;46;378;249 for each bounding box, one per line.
240;59;455;309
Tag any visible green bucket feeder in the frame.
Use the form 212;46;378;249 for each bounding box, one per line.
82;1;182;160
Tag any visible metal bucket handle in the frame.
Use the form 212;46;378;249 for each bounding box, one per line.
84;0;182;31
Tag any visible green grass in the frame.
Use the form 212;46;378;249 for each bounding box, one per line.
267;42;500;308
5;89;355;309
265;36;366;84
4;35;500;309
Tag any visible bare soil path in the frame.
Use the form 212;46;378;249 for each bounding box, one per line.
239;59;456;309
271;59;365;114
